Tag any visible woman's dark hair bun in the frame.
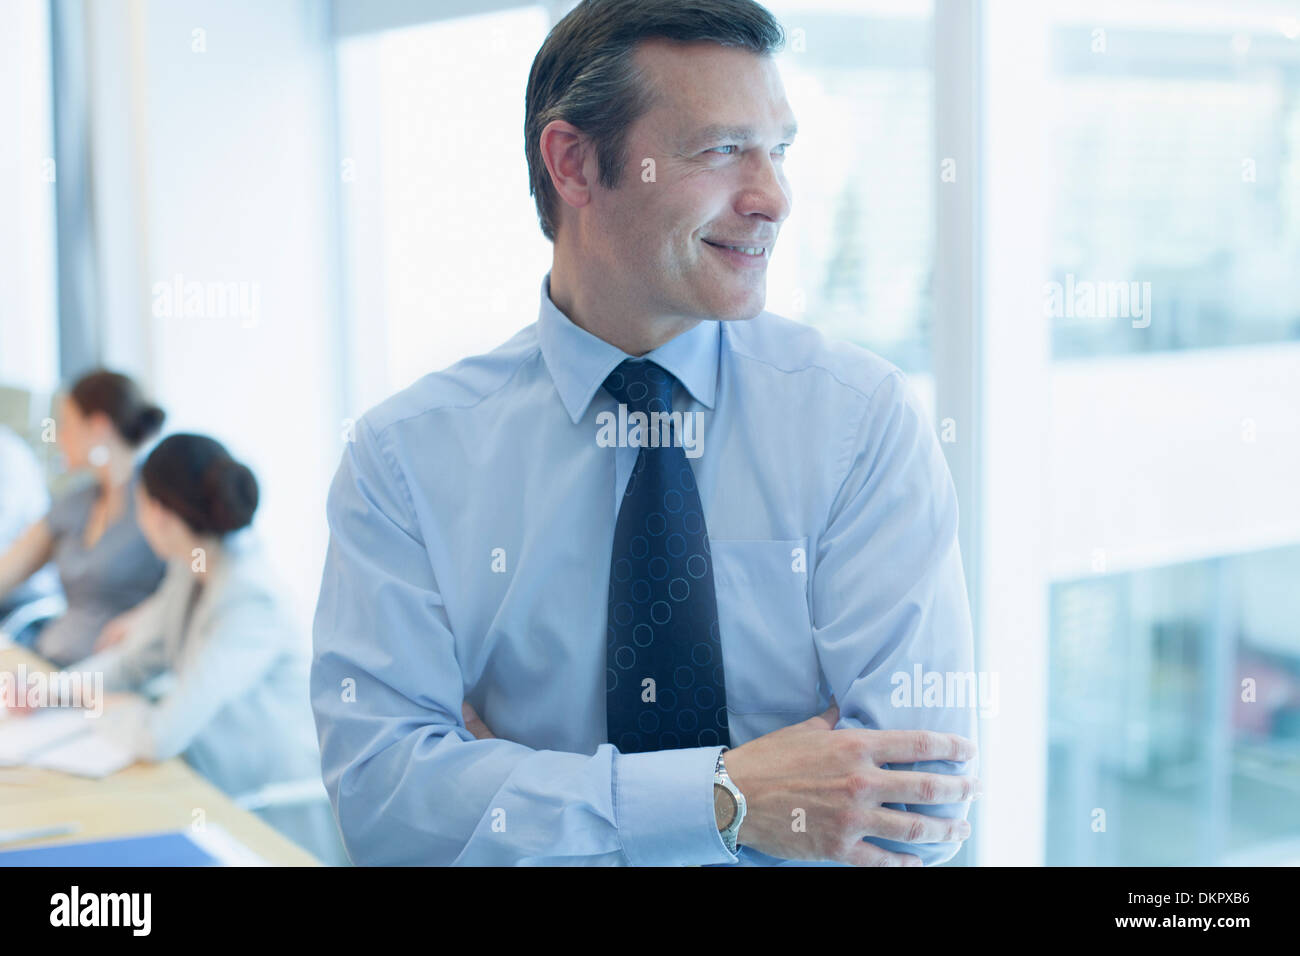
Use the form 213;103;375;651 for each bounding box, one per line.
142;433;259;535
201;456;259;534
126;403;167;446
68;369;166;449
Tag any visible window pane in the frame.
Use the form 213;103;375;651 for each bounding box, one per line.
1040;1;1300;867
1045;5;1300;358
768;0;934;376
1048;545;1300;865
336;6;553;402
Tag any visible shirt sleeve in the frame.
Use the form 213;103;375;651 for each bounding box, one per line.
95;590;285;762
310;416;737;866
811;369;980;866
71;586;171;693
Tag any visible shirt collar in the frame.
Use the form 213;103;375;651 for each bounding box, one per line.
538;271;720;424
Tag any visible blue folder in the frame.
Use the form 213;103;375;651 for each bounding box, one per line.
0;830;220;866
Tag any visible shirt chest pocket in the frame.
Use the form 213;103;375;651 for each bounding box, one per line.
709;537;820;716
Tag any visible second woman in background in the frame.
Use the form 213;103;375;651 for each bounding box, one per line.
71;433;345;864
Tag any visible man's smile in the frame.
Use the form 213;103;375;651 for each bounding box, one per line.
701;237;771;265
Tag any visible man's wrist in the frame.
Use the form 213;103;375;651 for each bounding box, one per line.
714;783;732;829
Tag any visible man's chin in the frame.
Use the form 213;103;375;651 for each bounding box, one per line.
712;306;764;321
702;286;766;321
713;301;766;322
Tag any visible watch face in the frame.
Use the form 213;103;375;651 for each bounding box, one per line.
714;783;737;829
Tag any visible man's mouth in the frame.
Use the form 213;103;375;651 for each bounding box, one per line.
702;238;768;258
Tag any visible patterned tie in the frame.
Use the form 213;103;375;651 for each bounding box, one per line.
603;358;730;754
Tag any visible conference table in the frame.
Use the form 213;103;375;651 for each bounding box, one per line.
0;645;320;865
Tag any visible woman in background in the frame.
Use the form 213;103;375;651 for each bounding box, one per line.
71;433;343;863
0;370;167;666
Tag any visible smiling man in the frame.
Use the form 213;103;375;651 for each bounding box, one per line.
312;0;980;867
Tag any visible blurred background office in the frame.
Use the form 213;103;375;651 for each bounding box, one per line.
2;0;1298;865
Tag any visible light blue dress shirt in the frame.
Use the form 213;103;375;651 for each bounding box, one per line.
312;272;978;866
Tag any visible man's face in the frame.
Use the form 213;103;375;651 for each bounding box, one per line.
586;40;795;323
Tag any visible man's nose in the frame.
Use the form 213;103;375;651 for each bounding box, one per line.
736;152;792;224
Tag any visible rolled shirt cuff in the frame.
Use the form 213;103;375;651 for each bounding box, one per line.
614;744;740;866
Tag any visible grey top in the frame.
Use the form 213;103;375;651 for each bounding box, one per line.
35;466;167;666
0;425;60;619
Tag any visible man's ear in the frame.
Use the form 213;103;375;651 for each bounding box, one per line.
539;119;595;215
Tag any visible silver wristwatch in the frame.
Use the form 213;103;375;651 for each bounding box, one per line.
713;747;746;854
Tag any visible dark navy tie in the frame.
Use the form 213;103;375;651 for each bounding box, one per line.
603;358;730;753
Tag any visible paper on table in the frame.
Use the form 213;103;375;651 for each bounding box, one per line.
0;709;93;765
27;730;135;778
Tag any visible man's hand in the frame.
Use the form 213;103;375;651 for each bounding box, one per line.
462;701;496;740
723;696;980;866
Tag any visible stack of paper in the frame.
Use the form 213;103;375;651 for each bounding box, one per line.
0;709;135;777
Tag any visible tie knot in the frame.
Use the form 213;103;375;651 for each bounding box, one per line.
602;359;676;415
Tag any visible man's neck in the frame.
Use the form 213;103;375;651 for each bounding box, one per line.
549;249;700;357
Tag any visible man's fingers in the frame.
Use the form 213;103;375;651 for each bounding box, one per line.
842;840;923;867
868;768;980;805
859;807;971;845
461;701;495;739
805;694;838;729
865;729;977;764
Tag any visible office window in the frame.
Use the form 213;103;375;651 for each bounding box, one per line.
1035;1;1300;866
1048;545;1300;865
335;5;554;408
1045;3;1300;358
766;0;935;377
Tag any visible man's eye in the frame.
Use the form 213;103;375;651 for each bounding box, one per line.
707;145;738;155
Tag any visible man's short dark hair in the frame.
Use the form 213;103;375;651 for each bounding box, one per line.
525;0;785;242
